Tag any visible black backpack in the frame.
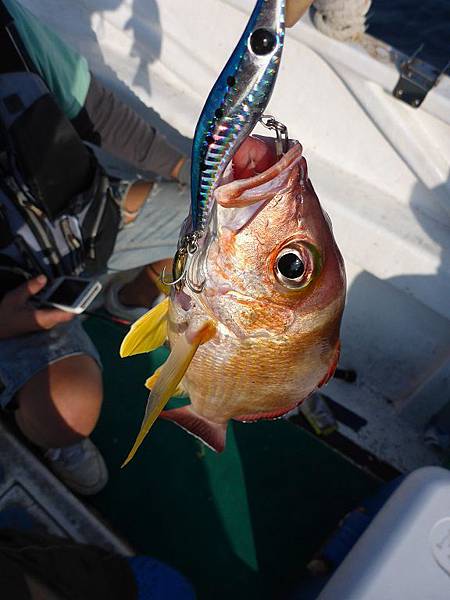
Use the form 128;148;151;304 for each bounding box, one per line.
0;0;121;297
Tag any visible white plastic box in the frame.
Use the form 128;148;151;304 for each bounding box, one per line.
319;467;450;600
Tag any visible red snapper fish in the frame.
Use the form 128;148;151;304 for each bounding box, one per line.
120;136;346;464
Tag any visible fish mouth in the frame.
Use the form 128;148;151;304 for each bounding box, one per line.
215;136;303;209
211;136;304;233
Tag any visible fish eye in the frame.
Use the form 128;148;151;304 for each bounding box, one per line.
249;28;277;55
277;252;304;279
274;245;316;289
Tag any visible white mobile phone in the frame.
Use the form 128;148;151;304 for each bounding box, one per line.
34;276;102;314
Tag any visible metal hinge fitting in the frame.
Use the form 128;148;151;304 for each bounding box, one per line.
393;45;450;108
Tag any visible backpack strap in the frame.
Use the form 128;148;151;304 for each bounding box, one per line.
0;0;35;74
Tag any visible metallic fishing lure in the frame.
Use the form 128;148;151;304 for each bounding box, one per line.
165;0;286;293
191;0;286;233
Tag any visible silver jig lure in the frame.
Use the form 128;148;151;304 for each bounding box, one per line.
164;0;287;292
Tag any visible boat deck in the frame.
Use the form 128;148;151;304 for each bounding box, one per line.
0;310;445;599
85;317;380;599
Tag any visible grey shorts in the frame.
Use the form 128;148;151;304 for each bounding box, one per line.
107;181;188;272
0;181;189;408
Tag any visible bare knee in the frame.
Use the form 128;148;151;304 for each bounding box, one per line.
15;354;103;449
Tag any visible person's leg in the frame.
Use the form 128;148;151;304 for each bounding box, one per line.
14;353;107;496
110;180;171;308
118;260;171;308
14;354;103;450
106;179;189;316
0;319;107;495
121;180;154;226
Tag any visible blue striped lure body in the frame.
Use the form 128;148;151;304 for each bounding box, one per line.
190;0;286;234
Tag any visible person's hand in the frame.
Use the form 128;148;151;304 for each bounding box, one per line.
232;136;277;179
171;156;190;184
286;0;314;28
0;275;74;340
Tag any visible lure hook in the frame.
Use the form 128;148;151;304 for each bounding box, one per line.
160;232;206;293
160;264;185;287
185;272;205;294
260;115;289;157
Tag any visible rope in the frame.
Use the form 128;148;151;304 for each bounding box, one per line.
312;0;372;42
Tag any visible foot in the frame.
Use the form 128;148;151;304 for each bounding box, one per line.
104;280;149;322
118;261;172;309
44;438;108;496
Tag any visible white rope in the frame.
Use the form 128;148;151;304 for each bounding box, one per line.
312;0;372;42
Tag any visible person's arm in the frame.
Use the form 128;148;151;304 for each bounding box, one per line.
6;0;189;183
77;0;314;177
71;75;189;182
0;276;73;340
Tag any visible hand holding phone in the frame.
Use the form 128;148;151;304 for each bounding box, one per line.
32;277;102;314
0;276;74;339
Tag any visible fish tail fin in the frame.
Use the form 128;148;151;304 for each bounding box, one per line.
120;297;169;357
160;406;227;453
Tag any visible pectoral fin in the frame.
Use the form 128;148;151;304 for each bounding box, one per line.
122;319;216;466
120;297;169;357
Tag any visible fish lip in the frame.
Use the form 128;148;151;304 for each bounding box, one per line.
215;140;303;208
199;141;306;299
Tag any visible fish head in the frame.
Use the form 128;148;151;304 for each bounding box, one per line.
195;136;346;339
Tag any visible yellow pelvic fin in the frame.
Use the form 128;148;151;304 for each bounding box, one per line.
145;367;186;397
120;297;169;357
122;319;216;466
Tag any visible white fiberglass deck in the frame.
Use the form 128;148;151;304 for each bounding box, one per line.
26;0;450;472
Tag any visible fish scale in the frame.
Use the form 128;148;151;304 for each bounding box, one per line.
182;334;327;423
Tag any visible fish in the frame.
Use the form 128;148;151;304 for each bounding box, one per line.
187;0;285;241
120;135;346;464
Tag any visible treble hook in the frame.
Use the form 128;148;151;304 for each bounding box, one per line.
185;270;205;294
260;115;289;157
160;232;206;293
160;262;186;288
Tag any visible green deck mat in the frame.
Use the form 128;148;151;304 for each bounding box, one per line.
85;317;379;600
